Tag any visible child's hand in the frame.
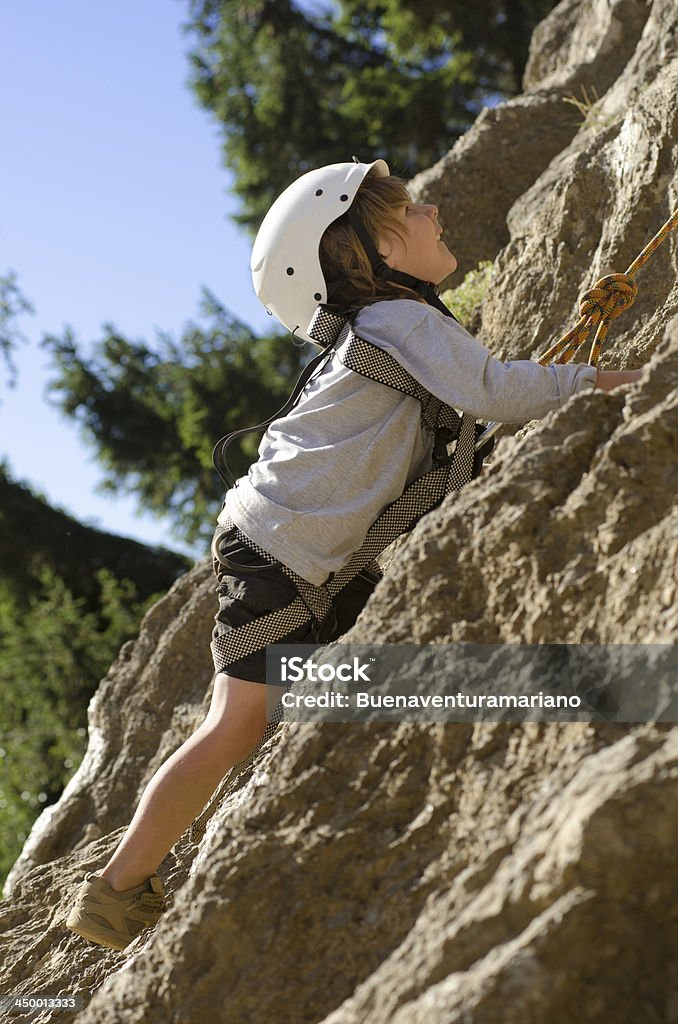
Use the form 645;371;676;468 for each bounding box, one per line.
594;369;644;392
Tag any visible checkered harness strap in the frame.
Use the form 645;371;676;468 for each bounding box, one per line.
334;326;462;436
196;308;477;844
209;305;476;674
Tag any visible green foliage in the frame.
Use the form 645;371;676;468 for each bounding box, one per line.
0;568;156;885
0;271;34;393
184;0;558;232
42;289;307;545
440;260;494;325
0;467;186;884
0;463;190;610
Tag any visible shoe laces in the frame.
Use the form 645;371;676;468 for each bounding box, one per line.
134;891;165;913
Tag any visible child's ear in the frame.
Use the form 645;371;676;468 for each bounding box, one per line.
377;235;395;266
378;226;408;270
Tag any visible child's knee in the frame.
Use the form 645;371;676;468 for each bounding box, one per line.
204;677;268;743
192;713;265;773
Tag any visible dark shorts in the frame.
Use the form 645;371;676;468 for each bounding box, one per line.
211;526;380;683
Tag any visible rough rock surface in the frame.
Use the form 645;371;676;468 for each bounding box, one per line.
1;1;677;1021
408;0;650;281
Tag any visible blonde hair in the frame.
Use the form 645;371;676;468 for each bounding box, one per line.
319;170;424;311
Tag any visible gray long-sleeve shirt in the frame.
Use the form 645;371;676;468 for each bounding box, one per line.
221;300;597;584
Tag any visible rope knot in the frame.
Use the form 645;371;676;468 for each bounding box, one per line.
579;272;638;323
538;207;676;368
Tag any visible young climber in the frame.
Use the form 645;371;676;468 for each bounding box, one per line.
66;159;642;950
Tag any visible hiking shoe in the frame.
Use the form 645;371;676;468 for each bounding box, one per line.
66;873;165;951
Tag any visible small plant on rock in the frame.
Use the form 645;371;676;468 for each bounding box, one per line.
440;260;494;326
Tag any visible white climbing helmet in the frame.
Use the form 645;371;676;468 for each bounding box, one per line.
251;159;390;345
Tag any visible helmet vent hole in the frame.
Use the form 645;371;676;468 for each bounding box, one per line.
314;292;322;301
286;267;294;276
315;189;323;196
340;194;349;202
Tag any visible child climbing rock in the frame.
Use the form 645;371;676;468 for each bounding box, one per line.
66;159;642;950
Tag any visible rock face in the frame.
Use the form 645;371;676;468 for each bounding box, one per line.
408;0;651;281
1;1;677;1021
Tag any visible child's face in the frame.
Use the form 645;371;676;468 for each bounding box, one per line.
378;201;457;284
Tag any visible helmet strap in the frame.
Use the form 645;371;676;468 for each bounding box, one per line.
347;207;459;324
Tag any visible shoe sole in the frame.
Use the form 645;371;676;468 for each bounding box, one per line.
67;922;127;951
66;914;138;952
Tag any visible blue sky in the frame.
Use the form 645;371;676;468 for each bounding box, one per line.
0;1;274;559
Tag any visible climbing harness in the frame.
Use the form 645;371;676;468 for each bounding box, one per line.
192;307;483;845
210;304;479;678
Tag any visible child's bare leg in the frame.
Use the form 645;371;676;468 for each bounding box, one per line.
100;673;269;892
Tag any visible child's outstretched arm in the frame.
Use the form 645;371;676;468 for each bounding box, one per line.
594;369;644;392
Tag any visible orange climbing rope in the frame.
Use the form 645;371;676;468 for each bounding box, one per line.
538;206;678;368
474;205;678;450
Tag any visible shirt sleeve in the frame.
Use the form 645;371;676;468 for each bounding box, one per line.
354;301;598;423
